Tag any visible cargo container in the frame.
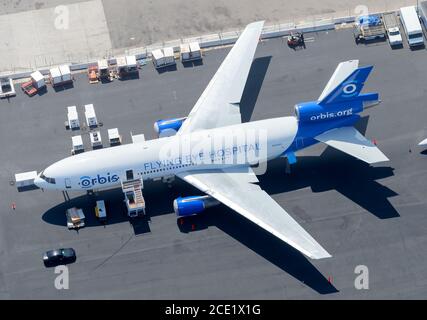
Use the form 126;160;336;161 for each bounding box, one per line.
50;65;72;86
163;47;175;65
116;55;138;78
15;171;38;188
189;42;202;60
152;49;165;68
180;43;191;61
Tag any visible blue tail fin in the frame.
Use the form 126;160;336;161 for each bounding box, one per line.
318;66;374;105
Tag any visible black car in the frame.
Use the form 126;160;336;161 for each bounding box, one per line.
43;248;76;267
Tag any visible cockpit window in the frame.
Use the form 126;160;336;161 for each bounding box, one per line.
40;172;56;184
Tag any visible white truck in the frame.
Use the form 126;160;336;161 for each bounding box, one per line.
84;104;98;128
71;135;84;155
108;128;121;146
67;106;80;130
400;6;424;48
90;131;102;149
383;12;403;46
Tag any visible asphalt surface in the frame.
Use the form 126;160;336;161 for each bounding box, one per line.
1;28;427;299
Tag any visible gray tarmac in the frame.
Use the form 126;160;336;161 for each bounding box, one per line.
1;28;427;299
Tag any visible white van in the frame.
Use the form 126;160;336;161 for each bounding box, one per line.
400;6;424;47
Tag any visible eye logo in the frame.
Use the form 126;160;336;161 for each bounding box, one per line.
80;176;92;188
342;83;358;95
79;173;120;188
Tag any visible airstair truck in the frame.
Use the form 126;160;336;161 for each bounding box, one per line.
66;207;85;229
121;178;146;218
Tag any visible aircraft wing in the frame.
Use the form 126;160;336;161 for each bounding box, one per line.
177;21;264;135
177;166;332;260
315;126;389;164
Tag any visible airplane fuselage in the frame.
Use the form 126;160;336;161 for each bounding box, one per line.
36;116;304;191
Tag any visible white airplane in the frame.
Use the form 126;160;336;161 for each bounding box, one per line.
35;21;389;260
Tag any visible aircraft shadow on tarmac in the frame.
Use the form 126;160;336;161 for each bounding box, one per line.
240;56;272;123
177;207;338;294
42;188;152;235
257;152;399;220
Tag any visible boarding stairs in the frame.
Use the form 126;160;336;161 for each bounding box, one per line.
121;178;146;218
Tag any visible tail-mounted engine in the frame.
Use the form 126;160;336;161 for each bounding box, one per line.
294;93;379;123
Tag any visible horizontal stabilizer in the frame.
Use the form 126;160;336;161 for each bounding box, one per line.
315;127;389;164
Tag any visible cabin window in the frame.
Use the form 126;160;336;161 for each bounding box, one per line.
409;33;422;39
40;172;56;184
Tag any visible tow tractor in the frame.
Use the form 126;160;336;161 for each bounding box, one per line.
287;32;304;48
88;65;99;84
21;71;46;96
98;59;113;82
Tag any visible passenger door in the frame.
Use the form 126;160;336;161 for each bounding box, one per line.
126;170;134;181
